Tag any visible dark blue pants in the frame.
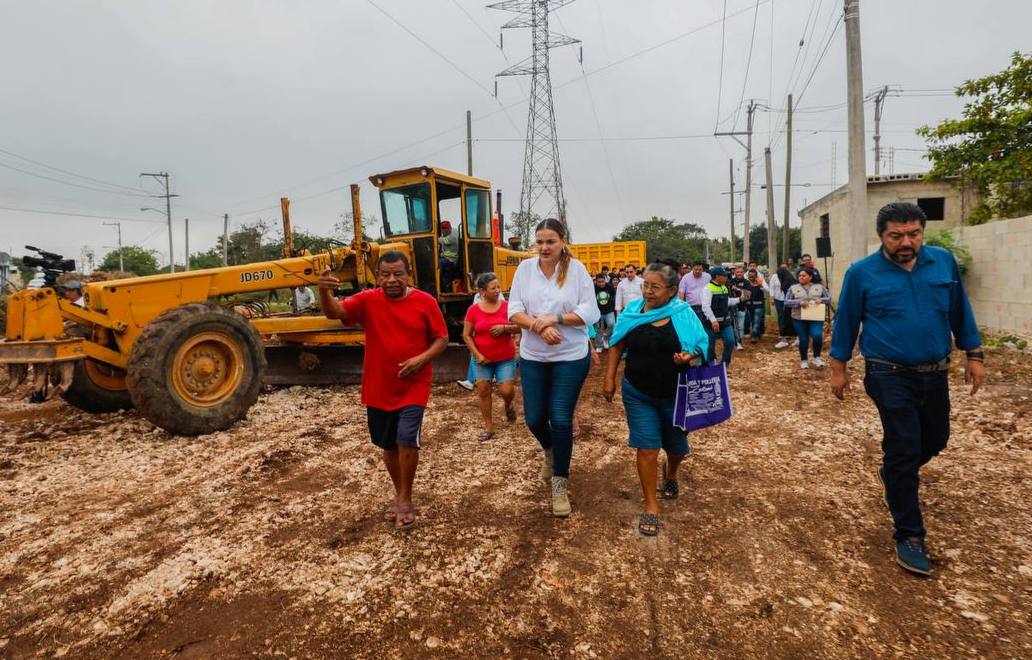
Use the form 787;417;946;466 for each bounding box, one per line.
519;355;591;478
863;364;950;540
706;324;735;365
791;318;824;360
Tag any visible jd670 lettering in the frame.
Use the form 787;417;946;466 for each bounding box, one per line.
240;270;275;283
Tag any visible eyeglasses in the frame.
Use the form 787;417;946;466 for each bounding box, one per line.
641;283;671;293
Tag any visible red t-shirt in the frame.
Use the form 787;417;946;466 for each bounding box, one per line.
464;301;516;363
341;288;448;410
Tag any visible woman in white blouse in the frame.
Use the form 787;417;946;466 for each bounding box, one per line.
508;218;600;518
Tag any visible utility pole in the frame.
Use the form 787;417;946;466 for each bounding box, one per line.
782;94;793;264
490;0;581;225
103;221;123;272
140;171;177;273
873;84;889;175
844;0;869;273
222;214;229;266
466;109;473;176
184;218;190;271
764;147;777;271
714;99;756;263
729;158;736;263
743;100;756;264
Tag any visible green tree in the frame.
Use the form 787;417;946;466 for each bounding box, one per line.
747;225;802;267
98;245;159;276
507;211;540;249
917;51;1032;223
613;217;708;263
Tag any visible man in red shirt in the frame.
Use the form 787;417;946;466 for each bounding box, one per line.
318;251;449;529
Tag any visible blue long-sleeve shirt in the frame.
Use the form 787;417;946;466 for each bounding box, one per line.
829;245;981;365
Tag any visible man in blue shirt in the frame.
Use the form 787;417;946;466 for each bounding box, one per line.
829;202;985;576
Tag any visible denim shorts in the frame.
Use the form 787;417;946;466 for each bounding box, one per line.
621;378;689;453
472;358;517;383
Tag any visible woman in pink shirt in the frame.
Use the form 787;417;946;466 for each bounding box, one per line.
462;272;521;441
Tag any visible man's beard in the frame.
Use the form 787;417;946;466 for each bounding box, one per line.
886;247;917;263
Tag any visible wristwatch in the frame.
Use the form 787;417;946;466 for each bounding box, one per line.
555;313;565;325
965;350;984;361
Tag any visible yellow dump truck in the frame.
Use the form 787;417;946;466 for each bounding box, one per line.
1;166;530;435
567;241;647;274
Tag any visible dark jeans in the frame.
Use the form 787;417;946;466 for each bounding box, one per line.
706;323;736;365
748;305;765;337
791;318;824;360
863;364;950;540
519;354;591;478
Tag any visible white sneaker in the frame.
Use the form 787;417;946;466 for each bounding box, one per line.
812;357;825;368
800;360;809;370
774;339;789;349
792;339;800;348
457;379;474;391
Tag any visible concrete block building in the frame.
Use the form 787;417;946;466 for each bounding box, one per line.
797;173;979;292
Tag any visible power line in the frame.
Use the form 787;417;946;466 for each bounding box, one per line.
730;0;762;132
365;0;495;97
0;205;164;223
714;0;728;130
0;160;153;198
0;146;150;195
230;2;766;214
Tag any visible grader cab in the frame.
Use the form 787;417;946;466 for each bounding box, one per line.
0;166;530;436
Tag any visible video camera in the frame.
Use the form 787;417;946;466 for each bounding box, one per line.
22;245;76;288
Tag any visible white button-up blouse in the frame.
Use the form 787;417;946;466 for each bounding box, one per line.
507;256;601;362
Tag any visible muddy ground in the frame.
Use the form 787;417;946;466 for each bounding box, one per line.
1;339;1030;659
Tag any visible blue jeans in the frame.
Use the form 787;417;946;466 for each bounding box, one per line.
773;300;785;335
519;355;591;478
791;319;824;360
748;305;765;337
706;323;736;365
621;378;688;453
863;363;950;540
594;312;616;350
733;308;746;342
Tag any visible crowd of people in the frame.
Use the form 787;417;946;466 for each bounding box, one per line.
318;202;985;577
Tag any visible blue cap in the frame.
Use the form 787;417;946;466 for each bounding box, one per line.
709;267;728;278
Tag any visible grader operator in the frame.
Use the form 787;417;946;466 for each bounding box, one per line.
0;166;530;436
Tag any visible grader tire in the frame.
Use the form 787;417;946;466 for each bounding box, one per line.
62;359;133;413
127;303;266;436
61;325;133;413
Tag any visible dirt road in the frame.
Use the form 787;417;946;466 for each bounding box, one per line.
1;341;1030;658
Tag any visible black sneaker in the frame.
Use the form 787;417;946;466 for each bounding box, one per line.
896;537;931;576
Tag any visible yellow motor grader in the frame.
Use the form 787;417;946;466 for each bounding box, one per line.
0;166;530;435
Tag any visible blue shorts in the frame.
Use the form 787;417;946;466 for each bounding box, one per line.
621;378;689;453
471;358;517;384
366;405;425;450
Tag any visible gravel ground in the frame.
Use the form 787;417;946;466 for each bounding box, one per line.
1;339;1030;659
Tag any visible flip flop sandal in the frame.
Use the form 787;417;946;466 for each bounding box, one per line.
638;512;660;536
478;431;495;442
660;479;679;500
505;402;517;422
395;507;417;530
384;501;398;521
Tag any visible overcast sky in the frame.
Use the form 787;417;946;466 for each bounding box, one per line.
1;0;1028;269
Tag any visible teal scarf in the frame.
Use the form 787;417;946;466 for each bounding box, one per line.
609;297;709;355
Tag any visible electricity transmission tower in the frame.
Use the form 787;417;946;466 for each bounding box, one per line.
489;0;580;227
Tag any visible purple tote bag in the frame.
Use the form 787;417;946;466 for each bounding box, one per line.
673;363;734;432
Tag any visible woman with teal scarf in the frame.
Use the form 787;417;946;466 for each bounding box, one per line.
603;259;708;536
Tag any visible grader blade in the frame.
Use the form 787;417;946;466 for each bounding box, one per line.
0;364;29;394
263;343;471;386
